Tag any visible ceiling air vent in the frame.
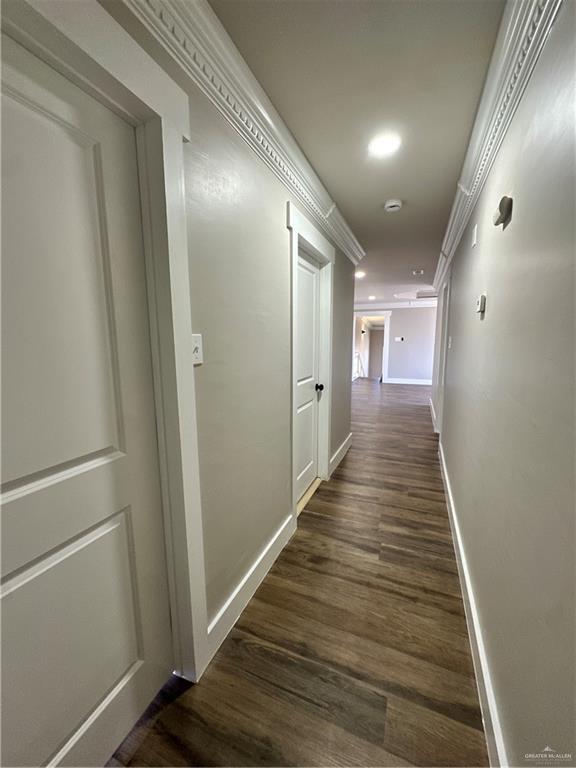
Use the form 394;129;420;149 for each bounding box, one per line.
384;198;402;213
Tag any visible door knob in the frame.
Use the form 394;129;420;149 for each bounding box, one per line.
315;383;324;392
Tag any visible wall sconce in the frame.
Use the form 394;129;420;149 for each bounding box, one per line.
493;195;513;228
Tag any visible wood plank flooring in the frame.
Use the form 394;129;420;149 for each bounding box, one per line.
110;379;488;767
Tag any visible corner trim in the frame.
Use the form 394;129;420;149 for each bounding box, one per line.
206;513;296;659
429;397;439;433
118;0;365;266
438;442;508;767
383;377;432;386
434;0;563;289
329;432;353;476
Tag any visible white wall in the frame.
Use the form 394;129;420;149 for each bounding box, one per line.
386;307;436;382
434;4;575;763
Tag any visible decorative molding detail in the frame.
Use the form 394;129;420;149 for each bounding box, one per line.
119;0;365;265
329;432;353;476
355;299;437;312
434;0;563;289
438;443;508;766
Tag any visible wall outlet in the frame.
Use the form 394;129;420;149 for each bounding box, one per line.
472;224;478;248
191;333;203;364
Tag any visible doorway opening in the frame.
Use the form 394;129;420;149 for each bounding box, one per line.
287;202;334;514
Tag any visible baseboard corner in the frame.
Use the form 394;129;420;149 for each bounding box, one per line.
204;512;296;666
329;432;353;476
438;442;507;768
429;397;439;433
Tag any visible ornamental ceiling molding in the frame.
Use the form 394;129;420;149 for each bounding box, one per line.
120;0;365;265
434;0;563;289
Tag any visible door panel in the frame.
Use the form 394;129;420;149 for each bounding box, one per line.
1;81;121;483
1;34;173;767
295;253;320;500
2;514;139;767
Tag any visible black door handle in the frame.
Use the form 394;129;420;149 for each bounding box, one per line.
315;383;324;392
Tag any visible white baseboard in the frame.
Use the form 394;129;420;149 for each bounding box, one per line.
329;432;352;476
383;377;432;385
206;513;296;660
429;397;439;433
438;443;508;767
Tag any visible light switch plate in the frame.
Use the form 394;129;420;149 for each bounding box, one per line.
472;224;478;248
191;333;203;364
476;294;487;314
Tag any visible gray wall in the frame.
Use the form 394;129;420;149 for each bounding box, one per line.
387;307;436;381
436;5;575;763
368;329;384;379
184;92;291;619
431;281;450;430
97;12;357;618
331;252;355;453
181;96;355;620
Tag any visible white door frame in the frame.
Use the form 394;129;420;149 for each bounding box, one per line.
1;0;210;690
381;312;392;380
434;274;452;433
287;202;334;513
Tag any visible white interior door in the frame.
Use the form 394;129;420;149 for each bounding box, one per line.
1;34;174;767
295;251;321;500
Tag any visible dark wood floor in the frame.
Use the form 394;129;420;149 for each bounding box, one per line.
110;379;488;767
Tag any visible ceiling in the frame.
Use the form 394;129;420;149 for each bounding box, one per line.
208;0;504;302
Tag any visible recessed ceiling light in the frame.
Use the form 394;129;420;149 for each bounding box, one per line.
368;295;376;301
368;132;401;158
355;270;366;279
412;268;424;276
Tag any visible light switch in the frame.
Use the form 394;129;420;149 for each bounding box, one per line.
476;294;487;314
472;224;478;248
191;333;203;364
394;336;405;342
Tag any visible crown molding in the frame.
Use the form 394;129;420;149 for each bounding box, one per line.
434;0;563;290
118;0;365;265
355;299;438;312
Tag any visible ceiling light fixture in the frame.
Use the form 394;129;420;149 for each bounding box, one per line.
412;268;424;276
355;270;366;279
368;295;376;301
368;132;401;159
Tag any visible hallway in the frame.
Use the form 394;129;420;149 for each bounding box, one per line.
111;380;487;767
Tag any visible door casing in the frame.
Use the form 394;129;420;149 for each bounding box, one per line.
287;201;334;516
1;0;210;697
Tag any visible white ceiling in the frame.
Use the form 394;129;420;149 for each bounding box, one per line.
208;0;504;302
